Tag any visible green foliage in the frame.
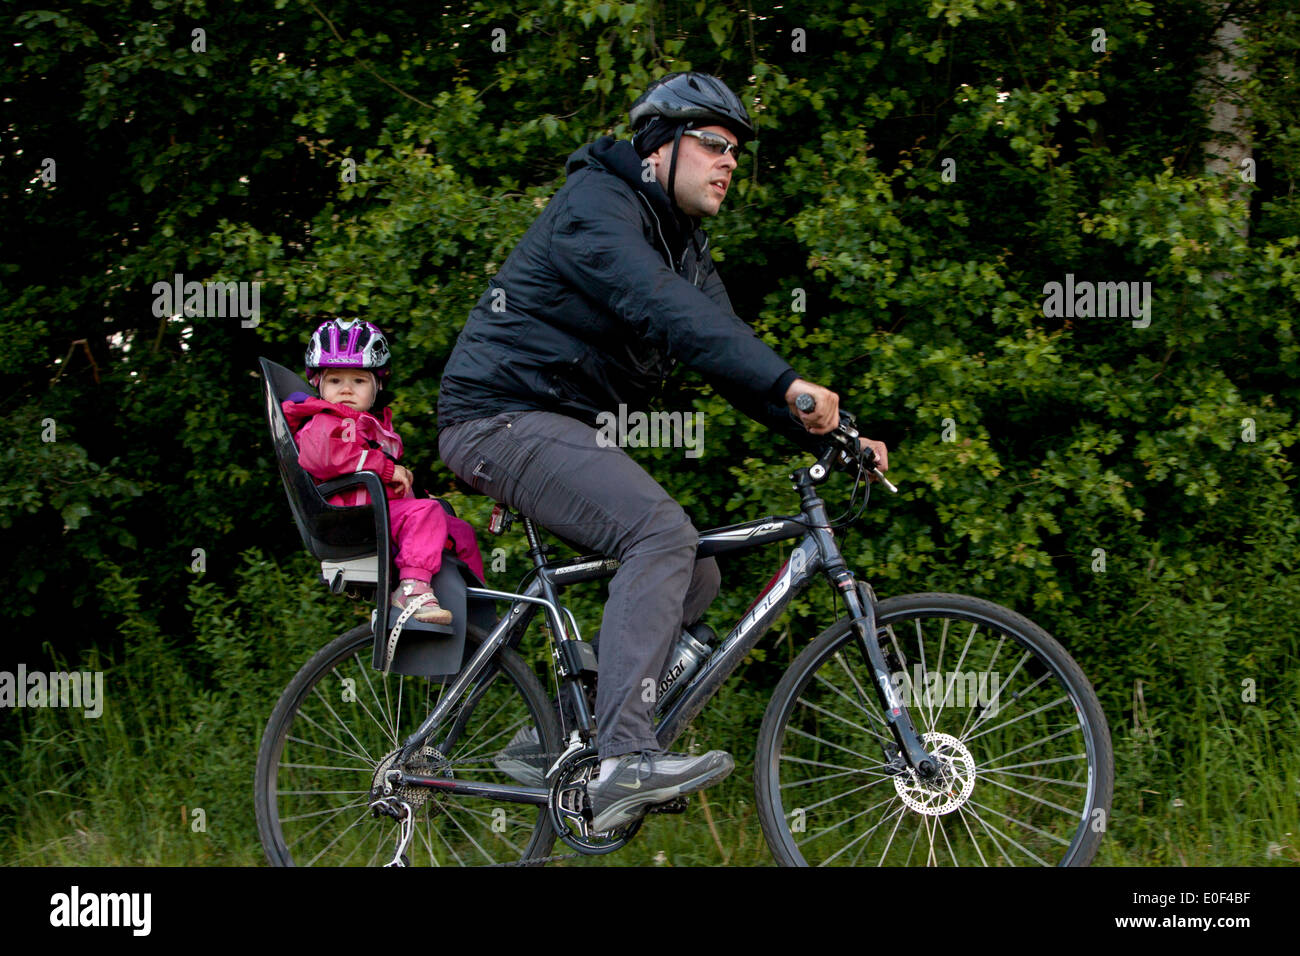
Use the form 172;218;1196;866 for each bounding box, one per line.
2;0;1297;865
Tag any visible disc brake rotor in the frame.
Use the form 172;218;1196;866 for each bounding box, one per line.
892;732;976;815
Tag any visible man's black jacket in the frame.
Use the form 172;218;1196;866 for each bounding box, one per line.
436;135;821;453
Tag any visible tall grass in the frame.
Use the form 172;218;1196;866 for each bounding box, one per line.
2;538;1296;867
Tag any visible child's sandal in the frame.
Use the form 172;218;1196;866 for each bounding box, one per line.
392;579;453;626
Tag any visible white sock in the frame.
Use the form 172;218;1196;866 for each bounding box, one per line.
600;756;625;780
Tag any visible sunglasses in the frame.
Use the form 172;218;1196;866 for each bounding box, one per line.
682;129;742;158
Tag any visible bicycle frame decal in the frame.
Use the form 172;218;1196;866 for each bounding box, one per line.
655;532;832;749
736;557;795;642
548;558;620;580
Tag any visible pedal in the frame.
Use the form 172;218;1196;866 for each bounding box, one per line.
647;796;689;815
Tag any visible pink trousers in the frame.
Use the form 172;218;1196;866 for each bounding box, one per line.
388;497;485;584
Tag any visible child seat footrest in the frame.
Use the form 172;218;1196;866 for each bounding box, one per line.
371;606;460;678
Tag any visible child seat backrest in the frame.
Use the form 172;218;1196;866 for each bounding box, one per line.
259;357;380;561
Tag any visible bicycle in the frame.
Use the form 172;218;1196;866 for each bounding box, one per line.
254;398;1114;866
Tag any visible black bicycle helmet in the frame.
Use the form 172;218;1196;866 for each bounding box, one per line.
629;73;753;217
629;72;754;144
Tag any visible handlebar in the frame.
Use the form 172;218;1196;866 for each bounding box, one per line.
793;393;898;493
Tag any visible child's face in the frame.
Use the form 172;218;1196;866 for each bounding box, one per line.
318;369;377;412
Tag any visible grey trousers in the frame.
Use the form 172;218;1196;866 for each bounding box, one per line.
438;410;721;758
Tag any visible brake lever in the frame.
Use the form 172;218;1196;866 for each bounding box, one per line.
869;463;899;494
795;394;898;492
841;436;898;493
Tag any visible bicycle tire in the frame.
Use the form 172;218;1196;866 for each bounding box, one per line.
255;621;562;866
755;592;1113;866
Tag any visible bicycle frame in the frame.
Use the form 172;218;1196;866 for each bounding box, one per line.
388;464;938;807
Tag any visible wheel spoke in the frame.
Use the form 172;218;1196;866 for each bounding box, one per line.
304;806;377;867
830;652;891;727
798;791;902;848
965;797;1073;847
973;773;1081;817
975;722;1081;765
303;689;379;765
281;760;374;773
787;725;888;767
282;797;370;828
958;803;1052;865
817;801;907;866
289;713;374;766
779;767;896;789
353;656;398;746
796;695;893;743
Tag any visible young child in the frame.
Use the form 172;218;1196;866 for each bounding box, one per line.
281;318;485;624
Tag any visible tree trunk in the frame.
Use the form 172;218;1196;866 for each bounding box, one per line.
1200;2;1254;236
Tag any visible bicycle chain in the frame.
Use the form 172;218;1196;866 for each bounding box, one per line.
484;850;583;867
385;751;689;865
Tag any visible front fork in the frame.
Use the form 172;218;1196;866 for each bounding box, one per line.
837;575;938;780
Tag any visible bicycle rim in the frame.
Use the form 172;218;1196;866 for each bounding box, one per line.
758;593;1113;866
255;623;559;866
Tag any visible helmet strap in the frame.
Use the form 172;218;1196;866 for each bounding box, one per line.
665;123;686;215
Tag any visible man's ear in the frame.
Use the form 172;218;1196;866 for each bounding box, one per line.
646;145;672;188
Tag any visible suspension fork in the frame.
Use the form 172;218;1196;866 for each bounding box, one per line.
837;576;938;779
794;464;937;780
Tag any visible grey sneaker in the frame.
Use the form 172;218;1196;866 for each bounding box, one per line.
493;726;547;788
587;750;734;833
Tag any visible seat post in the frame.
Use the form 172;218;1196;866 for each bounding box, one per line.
521;516;549;567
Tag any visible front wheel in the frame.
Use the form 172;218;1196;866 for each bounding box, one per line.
755;592;1113;866
254;622;562;866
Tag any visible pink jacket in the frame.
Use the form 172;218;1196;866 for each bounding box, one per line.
281;394;486;581
282;395;403;507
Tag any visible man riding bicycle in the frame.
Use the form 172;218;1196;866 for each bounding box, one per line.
437;72;889;834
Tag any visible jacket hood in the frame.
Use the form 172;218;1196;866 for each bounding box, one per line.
566;136;696;257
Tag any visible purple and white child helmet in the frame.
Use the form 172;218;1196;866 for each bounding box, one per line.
304;318;392;389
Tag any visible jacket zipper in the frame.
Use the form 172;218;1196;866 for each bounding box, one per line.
636;192;675;271
634;192;698;390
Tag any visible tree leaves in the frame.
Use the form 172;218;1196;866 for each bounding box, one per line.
2;0;1297;722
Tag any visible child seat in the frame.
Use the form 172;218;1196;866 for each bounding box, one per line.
258;357;492;677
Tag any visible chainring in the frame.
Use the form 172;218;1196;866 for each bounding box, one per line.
547;749;642;854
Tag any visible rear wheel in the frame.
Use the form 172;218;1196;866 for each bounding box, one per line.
756;593;1113;866
255;622;562;866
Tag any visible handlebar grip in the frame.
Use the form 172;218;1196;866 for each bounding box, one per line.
795;393;816;414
